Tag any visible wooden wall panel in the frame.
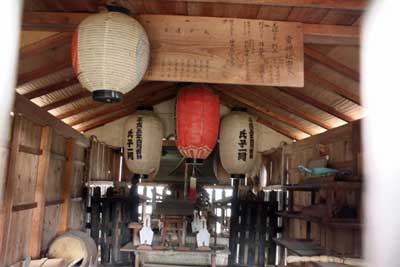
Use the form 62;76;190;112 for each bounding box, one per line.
89;141;120;182
45;157;64;202
5;210;33;266
13;153;39;205
282;120;362;258
41;205;61;250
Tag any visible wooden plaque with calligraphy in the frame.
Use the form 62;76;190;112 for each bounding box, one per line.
139;15;304;87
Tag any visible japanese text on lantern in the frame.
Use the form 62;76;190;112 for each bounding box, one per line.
127;129;134;160
136;117;143;160
249;117;254;159
238;129;247;161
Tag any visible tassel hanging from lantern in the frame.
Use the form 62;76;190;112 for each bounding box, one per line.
176;85;220;165
71;6;150;103
123;106;163;180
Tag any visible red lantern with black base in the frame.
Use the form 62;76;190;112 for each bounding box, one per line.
176;85;220;164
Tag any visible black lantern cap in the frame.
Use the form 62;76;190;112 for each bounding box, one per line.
186;158;204;165
136;106;154;111
92;90;123;103
231;107;247;112
106;5;131;15
230;174;246;179
133;174;149;180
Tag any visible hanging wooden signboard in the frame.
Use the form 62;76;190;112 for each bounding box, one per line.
139;15;304;87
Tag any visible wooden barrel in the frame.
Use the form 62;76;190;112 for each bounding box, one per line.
48;230;98;267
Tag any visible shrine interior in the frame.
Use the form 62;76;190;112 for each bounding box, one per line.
1;1;381;267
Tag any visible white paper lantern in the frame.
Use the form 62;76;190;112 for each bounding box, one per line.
123;107;163;179
219;107;258;179
72;8;150;103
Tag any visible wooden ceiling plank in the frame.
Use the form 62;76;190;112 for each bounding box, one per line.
169;0;366;10
19;32;72;59
219;94;300;140
77;88;178;132
306;71;361;104
23;78;78;100
67;83;177;126
278;87;353;122
213;86;314;135
236;85;332;129
42;90;90;111
17;60;70;86
304;46;359;81
303;23;359;45
56;82;172;120
56;101;101;120
22;12;359;45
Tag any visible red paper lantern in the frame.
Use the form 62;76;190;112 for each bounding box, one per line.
176;86;220;164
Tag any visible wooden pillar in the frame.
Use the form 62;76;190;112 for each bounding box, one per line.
0;116;22;265
58;138;75;234
30;126;53;258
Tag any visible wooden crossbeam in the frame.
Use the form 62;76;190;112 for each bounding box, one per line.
23;78;78;100
42;90;90;111
218;94;300;140
302;24;359;45
173;0;367;10
304;46;359;81
67;83;176;126
237;85;332;129
277;87;353;122
14;93;89;147
306;72;361;104
18;59;70;86
56;102;100;120
213;85;314;135
19;32;72;59
22;12;359;45
77;88;178;132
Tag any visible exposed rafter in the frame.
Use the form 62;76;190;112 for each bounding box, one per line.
17;60;70;86
277;87;353;122
67;83;177;126
306;72;361;104
23;78;78;100
19;32;72;59
57;82;173;121
305;46;359;81
219;94;300;140
302;24;359;45
236;85;332;130
213;85;314;135
172;0;366;10
77;88;179;132
22;12;360;45
42;90;90;111
56;102;101;120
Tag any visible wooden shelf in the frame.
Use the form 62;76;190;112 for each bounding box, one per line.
276;211;362;230
273;238;357;267
276;211;322;223
265;179;361;192
273;238;326;256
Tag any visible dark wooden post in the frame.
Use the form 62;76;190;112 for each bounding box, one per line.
228;178;240;267
267;190;278;265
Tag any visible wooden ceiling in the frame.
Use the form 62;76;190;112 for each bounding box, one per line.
17;0;364;141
